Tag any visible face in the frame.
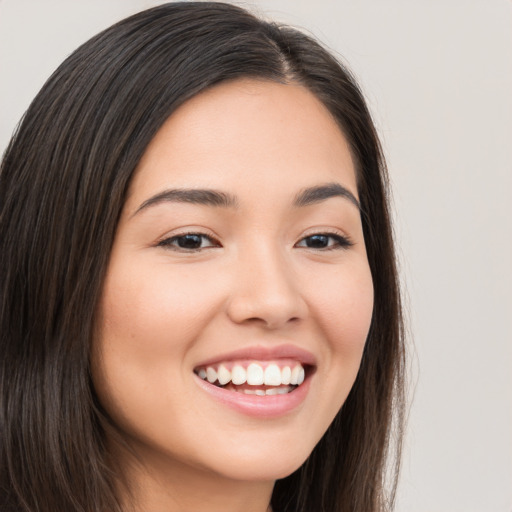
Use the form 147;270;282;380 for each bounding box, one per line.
92;79;374;486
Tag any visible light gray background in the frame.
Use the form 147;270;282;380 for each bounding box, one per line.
1;1;511;511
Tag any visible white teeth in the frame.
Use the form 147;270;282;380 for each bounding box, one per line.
246;363;264;385
206;367;217;383
281;366;291;385
241;386;292;395
198;362;306;388
231;365;247;385
217;364;231;385
290;366;300;385
264;364;282;386
297;366;305;385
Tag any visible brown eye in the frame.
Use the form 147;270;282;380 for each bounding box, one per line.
158;233;219;251
296;233;353;250
304;234;330;248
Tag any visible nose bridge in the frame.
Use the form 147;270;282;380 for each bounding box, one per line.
226;237;306;328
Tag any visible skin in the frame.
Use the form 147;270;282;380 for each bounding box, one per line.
92;79;374;512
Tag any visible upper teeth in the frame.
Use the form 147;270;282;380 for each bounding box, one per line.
197;362;305;387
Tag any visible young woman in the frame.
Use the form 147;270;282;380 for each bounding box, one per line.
0;3;405;511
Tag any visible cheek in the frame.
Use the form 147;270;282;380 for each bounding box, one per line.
91;257;234;422
91;263;222;450
291;258;374;440
308;260;374;363
97;259;220;359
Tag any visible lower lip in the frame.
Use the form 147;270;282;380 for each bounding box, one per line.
194;374;312;418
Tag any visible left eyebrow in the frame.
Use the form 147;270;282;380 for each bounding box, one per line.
293;183;360;210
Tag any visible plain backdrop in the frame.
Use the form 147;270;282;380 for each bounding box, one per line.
1;1;511;511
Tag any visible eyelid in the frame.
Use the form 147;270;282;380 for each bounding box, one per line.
154;227;353;252
156;228;222;251
295;229;354;250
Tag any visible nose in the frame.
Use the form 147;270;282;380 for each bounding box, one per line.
226;244;307;329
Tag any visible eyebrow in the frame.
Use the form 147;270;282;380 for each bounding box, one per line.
134;188;238;215
293;183;360;210
133;182;359;216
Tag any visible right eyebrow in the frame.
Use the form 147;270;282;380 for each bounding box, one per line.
133;188;239;217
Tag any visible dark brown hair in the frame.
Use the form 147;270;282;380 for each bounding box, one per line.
0;3;405;511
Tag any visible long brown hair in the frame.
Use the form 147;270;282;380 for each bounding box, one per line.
0;3;405;511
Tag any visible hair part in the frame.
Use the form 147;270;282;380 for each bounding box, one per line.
0;3;405;511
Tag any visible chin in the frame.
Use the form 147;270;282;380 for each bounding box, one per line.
198;432;316;483
213;454;308;483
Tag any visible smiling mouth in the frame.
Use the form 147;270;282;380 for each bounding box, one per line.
194;361;308;396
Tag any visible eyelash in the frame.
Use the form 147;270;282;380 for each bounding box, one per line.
157;232;220;251
157;231;354;252
295;232;354;251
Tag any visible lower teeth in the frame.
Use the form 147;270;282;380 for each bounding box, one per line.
235;386;293;396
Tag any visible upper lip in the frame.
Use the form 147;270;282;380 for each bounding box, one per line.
194;344;317;368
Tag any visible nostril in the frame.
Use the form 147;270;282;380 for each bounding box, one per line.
228;309;305;330
225;268;307;328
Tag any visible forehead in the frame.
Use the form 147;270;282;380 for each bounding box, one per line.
126;79;357;212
